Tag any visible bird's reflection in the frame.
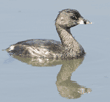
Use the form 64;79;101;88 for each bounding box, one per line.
56;58;91;99
11;55;92;99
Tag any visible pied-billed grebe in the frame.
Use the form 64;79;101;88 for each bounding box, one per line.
6;9;92;59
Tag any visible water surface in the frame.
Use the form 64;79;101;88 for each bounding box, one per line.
0;0;110;102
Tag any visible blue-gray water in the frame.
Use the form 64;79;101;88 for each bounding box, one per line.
0;0;110;102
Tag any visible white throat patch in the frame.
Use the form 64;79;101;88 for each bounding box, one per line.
79;19;84;24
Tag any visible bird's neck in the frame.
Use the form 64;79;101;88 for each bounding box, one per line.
56;24;80;48
55;24;85;58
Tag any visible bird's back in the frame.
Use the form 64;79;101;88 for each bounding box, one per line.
7;39;63;58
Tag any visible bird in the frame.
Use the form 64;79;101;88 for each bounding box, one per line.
6;9;92;59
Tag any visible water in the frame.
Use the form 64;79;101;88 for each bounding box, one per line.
0;0;110;102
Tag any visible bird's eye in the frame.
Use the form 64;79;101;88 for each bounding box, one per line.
70;16;77;20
